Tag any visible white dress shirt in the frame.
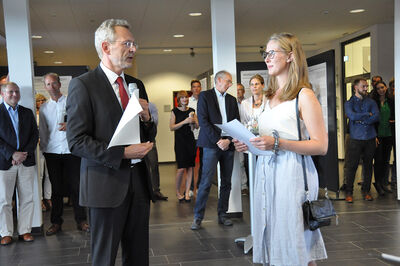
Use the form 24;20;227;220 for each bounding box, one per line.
214;88;228;137
188;95;200;140
39;95;70;154
100;62;130;109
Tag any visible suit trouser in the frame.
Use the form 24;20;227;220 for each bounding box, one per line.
194;147;233;220
44;153;86;225
345;138;376;194
89;162;150;266
147;143;161;192
374;136;393;185
0;165;35;237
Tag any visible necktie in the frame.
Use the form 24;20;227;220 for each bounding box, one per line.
116;76;129;110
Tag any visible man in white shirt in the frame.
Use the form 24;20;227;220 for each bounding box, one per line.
39;73;89;236
187;80;202;195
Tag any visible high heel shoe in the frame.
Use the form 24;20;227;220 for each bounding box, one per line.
177;195;185;203
184;197;191;203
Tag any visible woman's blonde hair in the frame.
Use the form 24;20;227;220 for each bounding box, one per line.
265;32;311;101
176;90;189;107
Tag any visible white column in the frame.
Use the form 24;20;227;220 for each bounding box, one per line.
3;0;42;228
395;1;400;200
211;0;242;213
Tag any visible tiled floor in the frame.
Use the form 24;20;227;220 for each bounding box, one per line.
1;163;400;265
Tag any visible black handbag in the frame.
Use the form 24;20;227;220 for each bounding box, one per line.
295;94;337;231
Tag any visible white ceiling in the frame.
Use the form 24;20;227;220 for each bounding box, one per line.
0;0;395;67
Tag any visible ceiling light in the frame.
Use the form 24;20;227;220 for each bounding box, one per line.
173;34;184;38
32;35;42;39
189;12;202;16
54;61;62;64
163;49;172;52
350;9;365;13
44;50;54;54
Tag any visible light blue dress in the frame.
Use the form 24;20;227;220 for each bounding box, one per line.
252;97;327;265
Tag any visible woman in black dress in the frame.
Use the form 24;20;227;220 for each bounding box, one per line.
170;91;199;202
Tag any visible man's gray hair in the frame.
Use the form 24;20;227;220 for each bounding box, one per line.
214;70;231;84
94;19;131;59
1;82;19;92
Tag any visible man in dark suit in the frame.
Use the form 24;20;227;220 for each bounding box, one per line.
0;82;38;245
191;70;240;230
66;19;155;266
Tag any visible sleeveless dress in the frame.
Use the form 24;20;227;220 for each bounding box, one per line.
172;107;196;169
252;97;327;266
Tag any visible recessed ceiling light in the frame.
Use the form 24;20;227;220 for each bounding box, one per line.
173;34;184;38
54;61;62;64
163;49;172;52
32;35;42;39
350;9;365;13
44;50;54;54
189;12;202;16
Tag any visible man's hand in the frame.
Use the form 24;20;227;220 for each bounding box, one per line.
123;142;153;159
139;99;151;122
58;122;67;131
12;151;28;165
217;139;230;151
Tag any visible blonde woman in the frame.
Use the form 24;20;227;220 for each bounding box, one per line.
170;91;199;202
234;33;328;265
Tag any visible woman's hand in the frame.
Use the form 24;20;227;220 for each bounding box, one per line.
249;136;274;151
233;138;248;152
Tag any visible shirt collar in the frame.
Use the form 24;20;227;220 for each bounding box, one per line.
3;101;18;111
100;62;126;84
49;94;66;103
214;87;226;97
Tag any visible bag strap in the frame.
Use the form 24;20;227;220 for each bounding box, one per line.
296;92;330;200
296;95;309;195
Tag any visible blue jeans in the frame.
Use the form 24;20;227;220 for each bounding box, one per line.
193;147;234;220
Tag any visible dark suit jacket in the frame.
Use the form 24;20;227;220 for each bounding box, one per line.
0;103;38;170
196;88;240;151
66;65;155;208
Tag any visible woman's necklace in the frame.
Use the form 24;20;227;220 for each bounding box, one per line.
252;95;263;108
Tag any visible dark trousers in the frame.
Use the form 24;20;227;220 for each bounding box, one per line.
90;163;150;266
194;147;233;220
44;153;86;225
344;138;376;194
147;144;161;192
374;136;393;186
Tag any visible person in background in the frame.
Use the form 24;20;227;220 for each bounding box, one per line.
35;93;52;211
388;78;397;189
191;70;240;230
371;81;394;195
0;82;39;245
148;102;168;201
236;82;249;195
188;79;202;197
344;78;379;203
371;75;383;90
237;83;245;104
170;90;198;202
234;32;327;266
39;73;89;235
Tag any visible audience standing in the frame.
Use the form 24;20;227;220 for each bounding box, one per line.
39;73;89;235
170;91;199;202
0;82;38;245
344;78;379;203
191;70;240;230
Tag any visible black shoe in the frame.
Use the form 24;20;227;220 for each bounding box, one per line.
218;216;233;226
154;191;168;201
191;218;202;230
46;224;62;236
381;185;393;193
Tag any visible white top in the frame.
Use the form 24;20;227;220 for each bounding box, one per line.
188;95;199;139
39;95;70;154
239;95;266;126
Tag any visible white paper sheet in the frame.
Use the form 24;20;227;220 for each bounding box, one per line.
215;119;272;156
108;92;143;149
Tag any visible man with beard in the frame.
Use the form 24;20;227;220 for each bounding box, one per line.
66;19;155;265
344;78;379;203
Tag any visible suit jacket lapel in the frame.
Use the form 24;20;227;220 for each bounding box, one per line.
210;89;222;121
1;103;18;147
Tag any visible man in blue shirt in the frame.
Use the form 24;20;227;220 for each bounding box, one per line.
0;82;38;245
344;78;379;203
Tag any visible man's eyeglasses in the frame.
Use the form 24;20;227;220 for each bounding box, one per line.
111;41;138;49
262;50;286;60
